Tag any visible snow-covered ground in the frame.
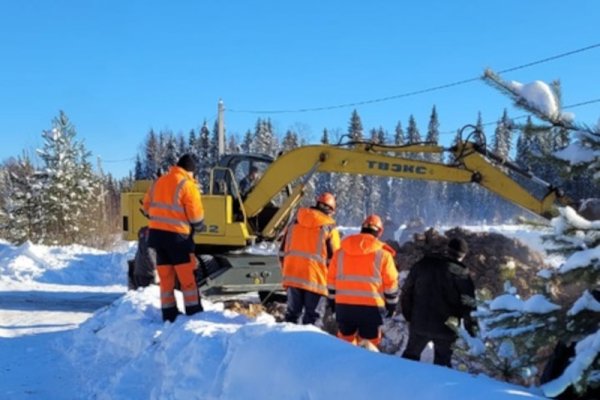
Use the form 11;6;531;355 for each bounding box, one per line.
0;226;555;400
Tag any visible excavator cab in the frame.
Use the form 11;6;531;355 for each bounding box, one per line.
209;153;292;240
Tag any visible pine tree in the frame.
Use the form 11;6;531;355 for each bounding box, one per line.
36;111;100;245
474;69;600;397
197;121;212;191
315;129;332;196
177;134;187;157
211;120;223;164
405;115;428;221
227;134;239;154
188;129;197;149
163;133;179;171
333;110;366;224
252;118;277;156
242;130;253;153
0;155;43;244
493;109;512;159
391;121;407;223
134;155;144;180
144;129;160;178
421;106;444;223
364;128;382;215
471;112;493;221
281;130;300;152
491;109;515;222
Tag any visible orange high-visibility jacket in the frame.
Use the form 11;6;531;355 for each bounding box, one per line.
142;166;204;235
281;208;341;296
327;233;399;308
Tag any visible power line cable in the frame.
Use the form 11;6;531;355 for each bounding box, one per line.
229;42;600;114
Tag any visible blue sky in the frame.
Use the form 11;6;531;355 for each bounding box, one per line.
1;1;599;178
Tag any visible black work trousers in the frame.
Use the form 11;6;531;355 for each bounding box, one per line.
402;331;455;367
284;287;325;326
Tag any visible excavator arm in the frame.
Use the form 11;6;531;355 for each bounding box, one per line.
243;141;567;240
121;135;569;296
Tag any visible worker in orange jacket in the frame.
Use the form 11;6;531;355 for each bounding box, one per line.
143;154;205;322
327;214;399;348
280;192;341;325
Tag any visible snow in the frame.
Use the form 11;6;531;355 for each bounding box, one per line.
522;295;560;314
0;225;561;399
489;293;558;314
508;80;559;119
568;290;600;316
542;330;600;398
559;247;600;274
554;141;597;165
490;294;525;312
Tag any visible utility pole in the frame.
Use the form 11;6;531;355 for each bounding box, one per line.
217;99;225;158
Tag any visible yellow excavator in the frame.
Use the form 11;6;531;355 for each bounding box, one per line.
121;129;569;297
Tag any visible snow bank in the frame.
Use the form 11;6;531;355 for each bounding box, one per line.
61;287;546;400
0;240;134;287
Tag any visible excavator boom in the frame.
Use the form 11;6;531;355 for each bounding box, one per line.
121;138;568;296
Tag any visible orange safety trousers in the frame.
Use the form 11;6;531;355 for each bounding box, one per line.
157;253;200;314
337;331;381;347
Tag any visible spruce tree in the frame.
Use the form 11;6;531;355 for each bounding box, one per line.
197;121;212;191
144;129;160;178
391;121;406;223
134;155;144;180
227;134;239;154
242;130;253;153
0;155;43;244
423;106;444;223
333;110;366;224
36;111;100;245
405;115;427;221
315;129;332;197
281;130;299;152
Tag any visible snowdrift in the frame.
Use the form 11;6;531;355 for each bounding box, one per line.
61;286;545;400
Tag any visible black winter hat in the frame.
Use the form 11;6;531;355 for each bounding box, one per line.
177;154;196;172
448;238;469;256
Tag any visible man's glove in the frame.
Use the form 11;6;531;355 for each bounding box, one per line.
385;302;396;318
327;298;335;314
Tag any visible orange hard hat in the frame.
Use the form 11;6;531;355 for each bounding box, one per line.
316;192;336;211
362;214;384;236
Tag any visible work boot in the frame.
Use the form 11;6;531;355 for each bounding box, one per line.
162;306;180;323
185;302;204;317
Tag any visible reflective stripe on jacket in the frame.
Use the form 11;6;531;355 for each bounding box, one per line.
327;233;399;307
142;166;204;235
281;207;341;296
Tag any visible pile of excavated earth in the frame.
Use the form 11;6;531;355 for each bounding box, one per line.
223;227;552;346
391;227;549;299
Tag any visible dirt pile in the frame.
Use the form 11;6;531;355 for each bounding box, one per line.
389;227;549;298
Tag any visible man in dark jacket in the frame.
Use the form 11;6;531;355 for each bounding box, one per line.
400;237;476;367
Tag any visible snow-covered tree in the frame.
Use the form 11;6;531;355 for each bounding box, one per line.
315;129;332;197
36;111;101;245
227;134;239;154
333;110;366;224
493;109;512;159
241;130;253;153
196;121;212;191
0;155;44;244
252;118;278;156
144;129;160;178
281;129;300;152
468;70;600;398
